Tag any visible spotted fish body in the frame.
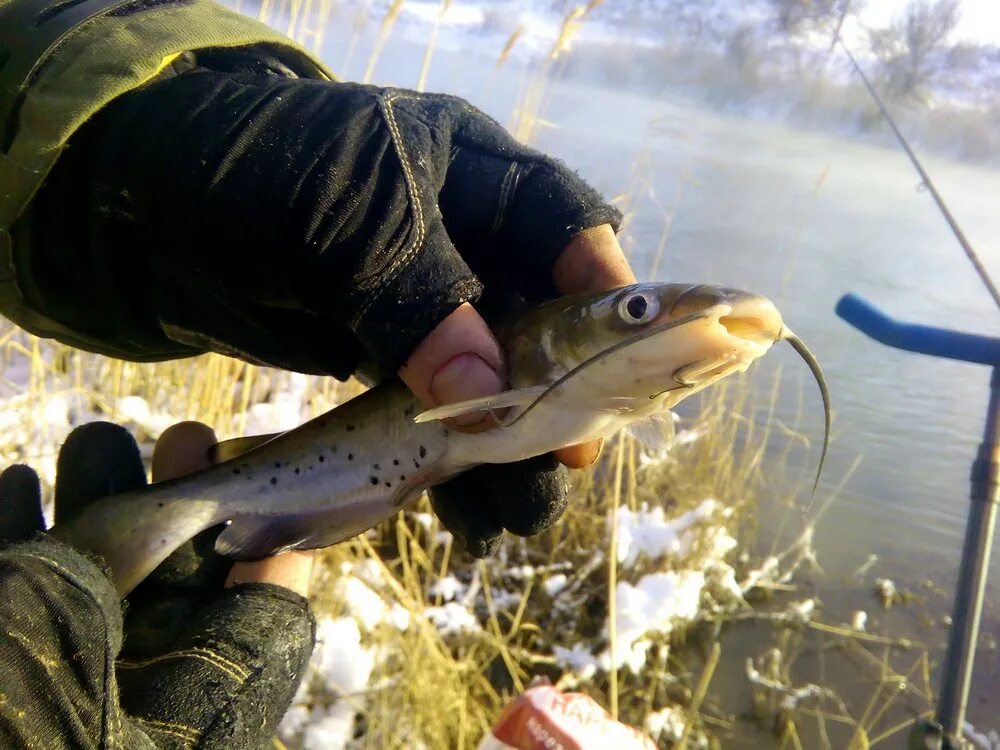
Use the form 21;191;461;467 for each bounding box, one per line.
59;381;457;594
56;282;824;595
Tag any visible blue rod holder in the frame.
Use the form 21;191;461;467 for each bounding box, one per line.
836;293;1000;366
836;292;999;748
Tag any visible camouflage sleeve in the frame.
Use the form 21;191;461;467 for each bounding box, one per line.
0;537;315;749
0;538;154;748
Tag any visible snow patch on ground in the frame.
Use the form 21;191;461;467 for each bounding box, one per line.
644;704;687;744
429;574;466;602
242;373;311;434
606;570;706;673
425;602;482;635
279;563;412;749
614;498;733;567
555;500;744;678
279;616;376;750
543;573;568;597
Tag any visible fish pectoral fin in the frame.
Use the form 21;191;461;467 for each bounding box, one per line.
627;410;677;451
215;511;351;560
413;386;548;424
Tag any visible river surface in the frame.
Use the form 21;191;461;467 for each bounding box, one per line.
302;17;1000;739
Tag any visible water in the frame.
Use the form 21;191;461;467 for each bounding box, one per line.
314;21;1000;736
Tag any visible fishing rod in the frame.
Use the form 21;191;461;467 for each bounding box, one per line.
836;37;1000;312
834;33;998;750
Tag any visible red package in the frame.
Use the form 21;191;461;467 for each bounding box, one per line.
478;683;657;750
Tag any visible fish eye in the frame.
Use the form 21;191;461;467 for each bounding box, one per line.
618;291;659;325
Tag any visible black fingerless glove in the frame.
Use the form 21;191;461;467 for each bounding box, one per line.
30;47;621;379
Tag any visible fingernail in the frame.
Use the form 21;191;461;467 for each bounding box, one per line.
587;438;605;466
430;353;504;427
573;439;604;468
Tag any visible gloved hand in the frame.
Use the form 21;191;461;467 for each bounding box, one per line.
0;421;315;749
30;46;637;556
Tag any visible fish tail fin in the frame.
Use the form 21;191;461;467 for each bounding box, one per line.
52;489;221;595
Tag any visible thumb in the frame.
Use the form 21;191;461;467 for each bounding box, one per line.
398;302;506;431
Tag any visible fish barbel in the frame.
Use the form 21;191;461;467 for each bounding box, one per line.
54;282;830;594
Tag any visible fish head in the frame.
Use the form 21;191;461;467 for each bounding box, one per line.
613;283;783;404
505;282;784;408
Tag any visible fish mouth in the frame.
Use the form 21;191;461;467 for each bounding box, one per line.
720;313;781;345
672;287;829;500
670;284;785;356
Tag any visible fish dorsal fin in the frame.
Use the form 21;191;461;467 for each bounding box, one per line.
627;410;677;451
413;386;548;424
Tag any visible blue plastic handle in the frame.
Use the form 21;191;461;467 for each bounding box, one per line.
836;294;1000;366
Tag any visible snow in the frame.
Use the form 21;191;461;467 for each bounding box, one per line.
965;721;1000;750
787;598;816;624
543;573;568;597
424;602;482;635
314;617;376;695
741;555;780;592
850;610;868;632
411;512;436;530
552;499;745;676
242;373;311;433
554;643;600;681
278;563;414;746
488;587;521;610
280;616;376;750
429;574;465;602
279;701;311;739
610;571;706;672
351;558;386;588
875;577;898;608
42;394;69;426
338;577;393;632
644;705;686;743
614;499;733;567
301;704;359;750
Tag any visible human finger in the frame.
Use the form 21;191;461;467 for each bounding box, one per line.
552;223;637;295
225;551;314;596
398;302;506;432
151;421;217;482
55;422;147;524
0;465;45;544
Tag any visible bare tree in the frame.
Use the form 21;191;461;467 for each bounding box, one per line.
769;0;861;36
869;0;961;101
